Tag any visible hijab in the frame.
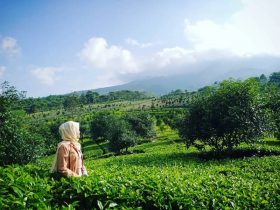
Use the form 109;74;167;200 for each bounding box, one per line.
50;121;81;173
59;121;80;142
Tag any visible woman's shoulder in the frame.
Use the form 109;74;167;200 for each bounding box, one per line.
58;141;71;149
69;141;81;150
58;140;80;150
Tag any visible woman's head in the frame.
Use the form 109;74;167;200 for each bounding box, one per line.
59;121;80;141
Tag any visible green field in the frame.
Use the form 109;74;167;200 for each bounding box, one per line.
1;126;280;209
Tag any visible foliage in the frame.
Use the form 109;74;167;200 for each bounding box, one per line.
179;79;269;151
0;165;52;209
20;95;67;113
24;103;38;114
79;122;90;140
262;84;280;139
27;120;63;156
268;71;280;88
125;112;156;141
90;112;138;153
1;136;280;209
3;72;280;208
0;82;45;166
108;120;138;153
90;112;117;154
63;94;81;116
161;109;186;130
80;91;99;104
19;90;154;113
102;90;154;102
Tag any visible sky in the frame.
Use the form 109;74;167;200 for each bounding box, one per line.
0;0;280;97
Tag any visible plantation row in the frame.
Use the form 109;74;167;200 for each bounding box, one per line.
1;137;280;209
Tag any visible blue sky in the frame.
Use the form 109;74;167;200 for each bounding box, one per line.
0;0;280;97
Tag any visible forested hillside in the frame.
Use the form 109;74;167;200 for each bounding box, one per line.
19;90;154;113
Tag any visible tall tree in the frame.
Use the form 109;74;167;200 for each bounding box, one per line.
268;72;280;88
63;94;80;116
85;91;99;104
0;82;44;166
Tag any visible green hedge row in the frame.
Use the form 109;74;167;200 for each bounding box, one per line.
1;155;280;209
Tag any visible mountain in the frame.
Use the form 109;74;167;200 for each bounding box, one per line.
92;75;204;95
77;55;280;96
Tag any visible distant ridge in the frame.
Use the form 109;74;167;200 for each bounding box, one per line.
75;55;280;96
90;75;202;96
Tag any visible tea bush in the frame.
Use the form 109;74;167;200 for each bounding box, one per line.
1;137;280;209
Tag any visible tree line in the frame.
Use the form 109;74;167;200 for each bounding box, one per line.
20;90;154;114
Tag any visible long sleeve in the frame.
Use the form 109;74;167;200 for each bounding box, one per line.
57;144;79;177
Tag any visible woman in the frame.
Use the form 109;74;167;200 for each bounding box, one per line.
50;121;88;177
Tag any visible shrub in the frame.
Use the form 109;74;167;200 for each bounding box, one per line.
108;120;138;153
162;109;185;130
91;112;139;154
90;112;117;154
263;84;280;139
0;165;52;209
125;112;156;140
25;121;61;156
179;79;269;152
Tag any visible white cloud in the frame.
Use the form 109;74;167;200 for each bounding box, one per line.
0;66;6;77
79;37;143;88
0;37;21;56
79;37;241;86
125;38;153;48
92;73;124;89
140;47;239;78
184;0;280;56
31;67;62;85
79;37;139;74
152;47;195;68
79;2;280;90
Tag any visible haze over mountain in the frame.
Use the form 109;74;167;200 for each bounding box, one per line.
88;55;280;95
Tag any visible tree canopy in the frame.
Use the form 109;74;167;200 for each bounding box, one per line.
179;79;270;152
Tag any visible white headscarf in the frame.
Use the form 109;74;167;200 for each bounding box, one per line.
50;121;80;173
59;121;80;142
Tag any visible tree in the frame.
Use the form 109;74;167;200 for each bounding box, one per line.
28;121;59;156
85;91;99;104
79;122;89;143
179;79;269;152
259;74;267;84
162;110;185;130
91;112;138;154
268;72;280;88
63;94;80;116
24;104;38;114
108;120;138;153
0;82;44;166
90;112;116;154
125;112;156;140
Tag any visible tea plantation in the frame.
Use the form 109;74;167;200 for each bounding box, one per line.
1;128;280;209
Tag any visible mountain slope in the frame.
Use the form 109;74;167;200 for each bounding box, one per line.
90;55;280;95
